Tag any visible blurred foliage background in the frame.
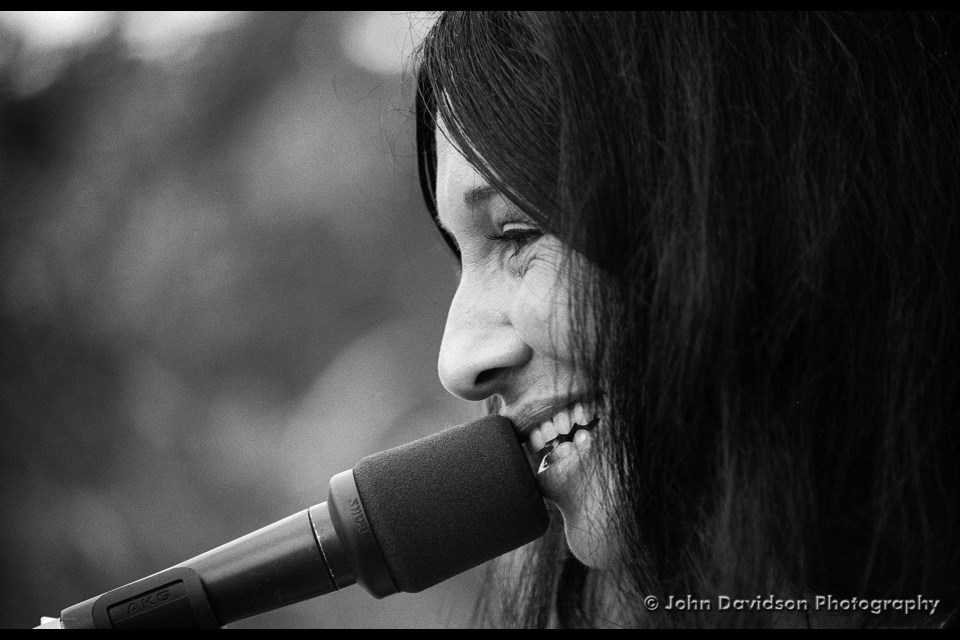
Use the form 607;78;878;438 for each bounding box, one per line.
0;11;486;628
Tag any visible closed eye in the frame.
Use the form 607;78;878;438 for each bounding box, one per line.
484;227;542;250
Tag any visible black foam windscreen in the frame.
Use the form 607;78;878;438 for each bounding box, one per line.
352;415;549;593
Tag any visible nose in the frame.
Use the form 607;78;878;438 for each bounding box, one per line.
438;276;531;401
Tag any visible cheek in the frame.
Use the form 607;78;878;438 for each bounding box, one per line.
510;260;576;360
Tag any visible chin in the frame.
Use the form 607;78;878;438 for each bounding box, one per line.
535;425;620;569
556;484;619;569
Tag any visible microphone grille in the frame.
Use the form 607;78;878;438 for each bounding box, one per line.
352;415;549;593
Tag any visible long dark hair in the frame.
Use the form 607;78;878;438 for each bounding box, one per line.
415;12;960;628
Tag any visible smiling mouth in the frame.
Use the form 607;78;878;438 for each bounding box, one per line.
516;400;602;473
536;416;600;473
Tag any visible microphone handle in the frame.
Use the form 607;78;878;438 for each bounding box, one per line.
60;506;335;629
59;469;394;629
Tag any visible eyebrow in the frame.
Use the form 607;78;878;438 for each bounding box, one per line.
463;184;498;209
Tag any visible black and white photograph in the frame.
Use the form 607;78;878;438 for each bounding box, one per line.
1;11;958;629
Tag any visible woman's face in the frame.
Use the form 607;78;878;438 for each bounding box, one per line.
434;127;617;569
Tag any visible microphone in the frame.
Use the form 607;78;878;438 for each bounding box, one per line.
54;415;549;628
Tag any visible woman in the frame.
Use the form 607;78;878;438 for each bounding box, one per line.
414;12;960;628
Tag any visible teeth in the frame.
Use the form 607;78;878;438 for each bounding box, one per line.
572;402;589;426
529;428;545;453
526;401;598;453
554;411;572;435
539;419;558;444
